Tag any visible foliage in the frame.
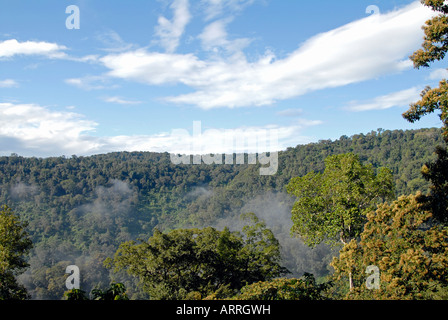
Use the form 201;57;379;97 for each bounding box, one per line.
408;0;448;119
233;273;332;300
64;288;89;301
331;193;448;300
91;282;129;300
419;145;448;224
0;205;33;300
286;153;394;247
403;0;448;226
64;282;128;300
0;128;442;298
106;213;287;300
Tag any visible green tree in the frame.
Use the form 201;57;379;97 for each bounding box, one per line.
286;153;394;248
232;273;332;300
404;0;448;224
0;205;33;300
405;0;448;140
331;193;448;300
286;153;394;291
419;146;448;224
64;289;89;300
106;213;287;300
91;282;129;300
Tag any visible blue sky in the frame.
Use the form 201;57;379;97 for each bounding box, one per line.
0;0;444;157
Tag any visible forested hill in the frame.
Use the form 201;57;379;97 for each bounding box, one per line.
0;127;443;299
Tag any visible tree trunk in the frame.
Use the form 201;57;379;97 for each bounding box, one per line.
340;234;354;291
349;272;354;291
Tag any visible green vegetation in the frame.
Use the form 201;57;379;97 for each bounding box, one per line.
286;153;395;291
330;0;448;300
0;205;33;300
232;273;331;300
331;193;448;299
404;0;448;226
0;127;444;299
106;213;286;300
2;0;448;301
64;282;129;300
286;153;394;248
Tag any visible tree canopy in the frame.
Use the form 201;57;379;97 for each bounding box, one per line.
331;193;448;300
404;0;448;225
105;213;287;300
286;153;394;247
0;205;33;300
0;127;443;298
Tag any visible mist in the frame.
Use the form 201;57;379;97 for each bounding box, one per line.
212;191;337;279
18;179;138;299
10;182;39;201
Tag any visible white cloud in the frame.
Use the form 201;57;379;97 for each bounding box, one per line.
0;39;67;59
100;50;204;85
103;96;142;105
167;119;321;154
428;68;448;80
345;87;422;112
201;0;257;21
0;79;18;88
276;108;304;117
0;102;320;157
0;102;98;156
98;1;434;109
95;30;135;52
65;75;117;91
198;18;251;53
154;0;191;52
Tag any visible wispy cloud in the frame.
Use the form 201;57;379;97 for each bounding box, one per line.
198;18;251;54
95;30;135;53
0;79;18;88
97;2;434;109
0;102;320;157
428;68;448;80
201;0;257;21
154;0;191;53
345;87;422;112
65;75;117;91
276;108;304;117
103;96;142;105
0;39;67;59
0;102;98;156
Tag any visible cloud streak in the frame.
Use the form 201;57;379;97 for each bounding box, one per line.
345;87;422;112
0;79;18;88
154;0;192;53
97;2;434;109
103;96;142;105
0;102;320;157
0;39;67;59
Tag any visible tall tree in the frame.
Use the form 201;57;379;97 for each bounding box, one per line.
404;0;448;224
0;205;33;300
286;153;394;248
286;153;394;291
105;213;287;300
331;193;448;300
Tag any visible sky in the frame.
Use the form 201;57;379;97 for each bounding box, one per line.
0;0;445;157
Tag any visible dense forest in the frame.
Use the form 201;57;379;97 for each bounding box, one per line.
3;0;448;302
0;127;443;299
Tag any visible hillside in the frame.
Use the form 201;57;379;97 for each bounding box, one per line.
0;127;443;299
